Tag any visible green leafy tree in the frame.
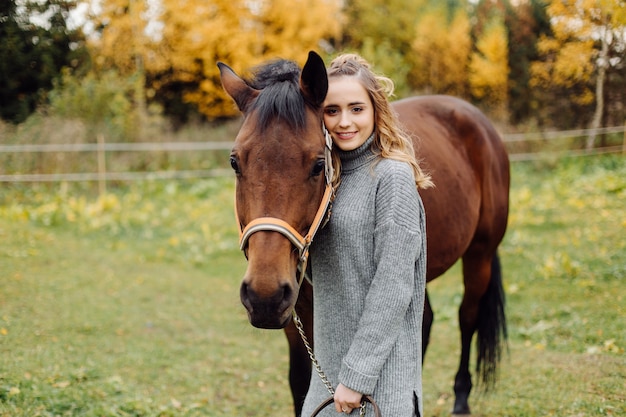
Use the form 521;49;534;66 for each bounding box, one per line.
339;0;425;53
358;38;412;97
0;0;87;123
337;0;427;97
49;69;137;141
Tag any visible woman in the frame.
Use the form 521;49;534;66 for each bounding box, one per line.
302;54;432;416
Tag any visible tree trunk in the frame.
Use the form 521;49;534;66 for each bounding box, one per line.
586;27;609;151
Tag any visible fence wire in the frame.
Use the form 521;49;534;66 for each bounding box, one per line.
1;126;624;183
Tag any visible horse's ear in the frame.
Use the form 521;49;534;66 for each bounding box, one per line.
218;62;259;113
300;51;328;108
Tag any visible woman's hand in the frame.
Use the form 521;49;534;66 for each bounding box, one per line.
334;383;363;414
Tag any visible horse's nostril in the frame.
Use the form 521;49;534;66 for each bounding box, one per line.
240;282;251;306
281;283;293;304
241;281;292;303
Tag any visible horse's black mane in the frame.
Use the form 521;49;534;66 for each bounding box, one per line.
245;59;307;132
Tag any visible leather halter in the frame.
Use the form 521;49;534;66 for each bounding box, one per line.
235;124;334;286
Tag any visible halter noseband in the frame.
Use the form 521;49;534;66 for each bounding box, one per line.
235;124;334;286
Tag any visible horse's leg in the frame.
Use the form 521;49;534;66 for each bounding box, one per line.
284;321;311;416
422;288;434;361
453;252;490;415
453;251;507;415
283;280;313;417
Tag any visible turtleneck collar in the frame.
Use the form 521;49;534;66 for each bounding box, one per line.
337;132;377;172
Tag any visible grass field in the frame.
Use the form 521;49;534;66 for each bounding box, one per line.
1;155;625;417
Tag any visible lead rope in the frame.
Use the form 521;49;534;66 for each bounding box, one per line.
292;311;367;416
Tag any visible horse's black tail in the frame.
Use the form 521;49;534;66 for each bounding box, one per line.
475;252;507;390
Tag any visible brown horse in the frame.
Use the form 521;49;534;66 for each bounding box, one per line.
218;51;509;416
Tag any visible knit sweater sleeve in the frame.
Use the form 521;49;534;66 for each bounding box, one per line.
338;160;426;394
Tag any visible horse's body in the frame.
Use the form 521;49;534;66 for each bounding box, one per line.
219;52;509;416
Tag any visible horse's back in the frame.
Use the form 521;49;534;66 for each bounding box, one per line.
392;95;510;281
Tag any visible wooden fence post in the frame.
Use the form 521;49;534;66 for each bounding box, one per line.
97;133;106;195
622;121;626;155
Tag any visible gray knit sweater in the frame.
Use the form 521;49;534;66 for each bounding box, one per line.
301;135;426;417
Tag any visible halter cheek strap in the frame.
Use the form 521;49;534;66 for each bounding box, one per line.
323;124;334;185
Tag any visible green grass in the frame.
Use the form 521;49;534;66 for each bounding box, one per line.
0;179;293;417
424;155;626;416
1;155;625;416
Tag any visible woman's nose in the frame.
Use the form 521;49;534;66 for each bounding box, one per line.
339;111;351;128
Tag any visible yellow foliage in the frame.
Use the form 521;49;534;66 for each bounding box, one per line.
261;0;342;58
553;42;595;87
468;18;509;112
411;7;471;97
89;0;160;74
530;0;626;105
89;0;342;119
159;0;341;118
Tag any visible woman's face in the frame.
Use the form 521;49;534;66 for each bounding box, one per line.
323;76;375;152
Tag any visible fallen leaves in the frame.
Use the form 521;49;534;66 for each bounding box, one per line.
586;339;624;355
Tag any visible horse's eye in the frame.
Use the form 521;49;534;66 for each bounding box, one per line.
312;159;325;177
230;156;241;174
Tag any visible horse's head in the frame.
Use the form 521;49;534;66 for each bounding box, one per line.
218;51;330;329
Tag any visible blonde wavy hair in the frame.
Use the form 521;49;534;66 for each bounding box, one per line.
326;53;433;190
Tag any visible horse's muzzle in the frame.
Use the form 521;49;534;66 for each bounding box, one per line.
240;281;295;329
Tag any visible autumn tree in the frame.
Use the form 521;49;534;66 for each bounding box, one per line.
463;0;555;125
469;15;510;121
502;0;551;124
260;0;343;58
410;4;472;98
86;0;341;121
89;0;153;74
150;0;258;120
84;0;172;136
531;0;626;144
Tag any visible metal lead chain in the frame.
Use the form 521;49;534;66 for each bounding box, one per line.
292;310;334;395
292;310;367;416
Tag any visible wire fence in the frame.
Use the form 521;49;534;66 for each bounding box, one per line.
504;125;626;161
0;141;233;153
1;125;624;184
500;125;625;142
0;169;232;183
